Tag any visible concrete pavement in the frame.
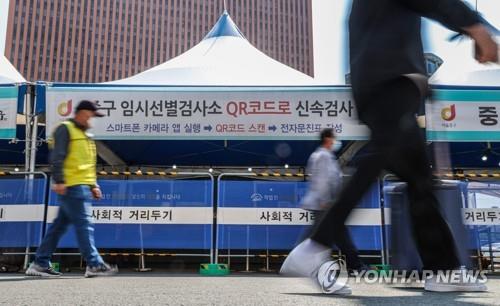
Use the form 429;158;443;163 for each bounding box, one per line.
0;273;499;306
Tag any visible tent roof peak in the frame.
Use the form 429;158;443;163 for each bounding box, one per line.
203;11;245;40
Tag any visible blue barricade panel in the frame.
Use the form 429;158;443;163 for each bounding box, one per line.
383;180;476;269
463;181;500;264
47;179;213;249
0;178;46;247
217;180;382;251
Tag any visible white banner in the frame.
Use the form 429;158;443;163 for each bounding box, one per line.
0;205;45;222
426;89;500;141
46;206;213;225
0;205;212;224
45;86;370;140
217;208;390;226
0;86;18;139
2;205;500;225
463;208;500;225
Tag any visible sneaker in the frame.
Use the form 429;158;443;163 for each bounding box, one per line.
84;263;118;278
25;263;62;277
280;239;331;278
424;269;488;292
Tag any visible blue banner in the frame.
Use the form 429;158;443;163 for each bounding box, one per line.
384;181;477;269
217;180;382;251
0;178;46;247
47;179;213;249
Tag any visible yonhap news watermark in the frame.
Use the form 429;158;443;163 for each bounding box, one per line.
350;269;488;284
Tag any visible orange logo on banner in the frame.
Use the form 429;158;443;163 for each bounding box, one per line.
57;100;73;117
441;104;456;121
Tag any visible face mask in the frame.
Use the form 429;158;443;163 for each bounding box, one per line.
330;140;342;152
87;117;97;129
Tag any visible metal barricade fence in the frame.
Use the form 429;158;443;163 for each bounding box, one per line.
215;173;385;270
0;171;48;269
1;170;397;272
464;181;500;272
37;172;215;270
382;175;480;270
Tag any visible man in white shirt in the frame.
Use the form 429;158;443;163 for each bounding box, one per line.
301;129;365;273
302;128;343;212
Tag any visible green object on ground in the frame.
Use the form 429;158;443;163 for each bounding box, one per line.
199;264;230;276
51;262;60;272
370;264;391;276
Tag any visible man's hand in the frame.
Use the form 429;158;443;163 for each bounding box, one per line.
91;187;102;200
464;24;499;63
52;183;67;195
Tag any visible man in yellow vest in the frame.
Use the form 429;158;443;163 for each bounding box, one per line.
26;100;118;277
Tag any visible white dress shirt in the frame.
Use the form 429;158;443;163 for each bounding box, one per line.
301;147;343;211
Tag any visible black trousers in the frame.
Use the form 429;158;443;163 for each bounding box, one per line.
310;77;460;271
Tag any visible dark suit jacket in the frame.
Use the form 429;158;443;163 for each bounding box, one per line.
349;0;481;93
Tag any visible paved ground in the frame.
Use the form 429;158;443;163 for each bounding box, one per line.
0;273;499;306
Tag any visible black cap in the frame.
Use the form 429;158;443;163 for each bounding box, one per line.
75;100;105;117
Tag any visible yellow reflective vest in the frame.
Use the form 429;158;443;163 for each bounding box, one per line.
58;121;97;187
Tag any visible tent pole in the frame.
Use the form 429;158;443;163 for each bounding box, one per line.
23;85;31;270
27;84;37;174
22;84;38;270
24;86;31;172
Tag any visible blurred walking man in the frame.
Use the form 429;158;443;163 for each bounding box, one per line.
281;0;498;294
302;129;343;213
301;129;365;273
26;100;118;278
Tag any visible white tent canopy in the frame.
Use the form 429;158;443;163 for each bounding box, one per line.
0;55;26;84
429;36;500;86
109;11;319;86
